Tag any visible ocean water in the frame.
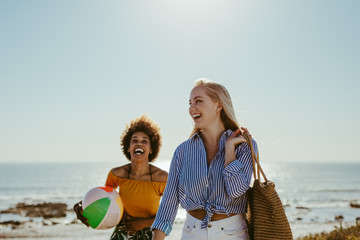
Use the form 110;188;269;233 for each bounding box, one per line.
0;161;359;237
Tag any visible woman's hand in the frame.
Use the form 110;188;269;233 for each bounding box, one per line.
241;127;252;138
224;128;251;167
225;129;247;148
73;201;90;227
152;229;166;240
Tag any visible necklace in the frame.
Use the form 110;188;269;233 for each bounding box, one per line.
130;171;149;180
128;165;151;180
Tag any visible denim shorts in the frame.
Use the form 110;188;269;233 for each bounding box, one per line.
181;213;250;240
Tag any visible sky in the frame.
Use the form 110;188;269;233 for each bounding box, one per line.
0;0;359;164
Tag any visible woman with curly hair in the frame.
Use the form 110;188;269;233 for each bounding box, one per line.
74;115;168;240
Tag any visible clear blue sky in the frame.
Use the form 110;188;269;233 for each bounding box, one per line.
1;0;359;163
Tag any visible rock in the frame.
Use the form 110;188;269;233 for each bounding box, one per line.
0;220;22;226
335;215;344;221
70;219;80;224
296;206;310;210
0;220;23;230
0;202;68;219
350;201;360;208
42;219;53;226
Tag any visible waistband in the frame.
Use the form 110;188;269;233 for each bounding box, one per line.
185;212;247;229
187;209;238;221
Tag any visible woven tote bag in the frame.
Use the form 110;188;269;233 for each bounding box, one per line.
244;134;293;240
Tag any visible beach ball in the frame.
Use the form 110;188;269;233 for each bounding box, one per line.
82;186;123;229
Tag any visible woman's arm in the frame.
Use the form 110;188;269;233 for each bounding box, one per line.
224;129;248;167
151;146;183;236
152;229;167;240
223;130;257;198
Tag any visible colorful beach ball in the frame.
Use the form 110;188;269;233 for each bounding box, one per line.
82;186;123;229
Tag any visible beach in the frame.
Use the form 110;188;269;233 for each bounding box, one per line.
1;161;359;239
0;205;358;239
0;219;184;240
1;198;359;239
0;204;183;240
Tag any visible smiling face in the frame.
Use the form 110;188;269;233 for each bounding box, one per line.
189;86;222;130
128;131;152;161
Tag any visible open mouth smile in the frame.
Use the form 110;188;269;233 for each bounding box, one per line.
192;113;202;121
134;148;144;155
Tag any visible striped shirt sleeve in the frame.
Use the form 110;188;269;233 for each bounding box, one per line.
222;139;257;198
151;146;182;235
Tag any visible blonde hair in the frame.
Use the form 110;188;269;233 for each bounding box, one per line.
189;79;240;137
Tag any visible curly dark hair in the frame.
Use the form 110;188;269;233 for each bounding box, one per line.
121;115;162;162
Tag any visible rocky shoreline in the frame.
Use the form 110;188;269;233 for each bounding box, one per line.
1;202;68;218
0;202;77;230
0;202;158;239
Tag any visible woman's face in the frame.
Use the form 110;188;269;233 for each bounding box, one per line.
189;86;220;129
128;131;152;161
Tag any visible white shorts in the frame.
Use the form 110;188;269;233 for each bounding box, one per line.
181;213;250;240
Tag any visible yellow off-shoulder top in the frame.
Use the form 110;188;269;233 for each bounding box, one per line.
105;170;166;219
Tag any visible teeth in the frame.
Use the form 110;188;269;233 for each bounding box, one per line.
192;113;201;119
135;148;144;154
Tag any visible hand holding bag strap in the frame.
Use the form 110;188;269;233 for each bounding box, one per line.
242;132;267;182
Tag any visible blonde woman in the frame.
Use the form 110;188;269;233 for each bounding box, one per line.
152;79;256;240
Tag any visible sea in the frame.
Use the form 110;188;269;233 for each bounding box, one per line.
0;161;359;238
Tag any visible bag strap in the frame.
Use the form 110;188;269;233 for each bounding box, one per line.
242;132;268;182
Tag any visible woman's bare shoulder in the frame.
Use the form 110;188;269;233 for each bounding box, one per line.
111;164;130;178
150;165;168;183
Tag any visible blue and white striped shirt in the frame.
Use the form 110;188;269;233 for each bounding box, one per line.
152;129;257;235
